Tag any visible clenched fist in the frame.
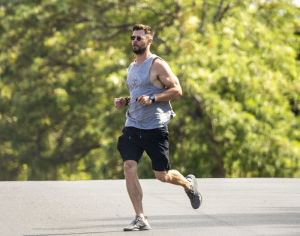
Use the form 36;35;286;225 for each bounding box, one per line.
114;97;127;109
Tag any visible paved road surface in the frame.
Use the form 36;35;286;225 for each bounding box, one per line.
0;178;299;236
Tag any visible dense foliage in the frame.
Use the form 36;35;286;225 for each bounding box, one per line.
0;0;299;180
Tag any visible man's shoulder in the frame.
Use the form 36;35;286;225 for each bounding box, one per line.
127;62;135;71
152;56;169;68
152;56;171;73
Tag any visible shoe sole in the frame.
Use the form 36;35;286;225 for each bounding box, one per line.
187;174;202;209
124;226;151;231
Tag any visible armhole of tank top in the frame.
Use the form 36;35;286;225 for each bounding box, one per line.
149;55;167;71
149;56;162;77
149;56;168;89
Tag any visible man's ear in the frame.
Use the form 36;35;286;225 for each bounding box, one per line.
148;37;153;44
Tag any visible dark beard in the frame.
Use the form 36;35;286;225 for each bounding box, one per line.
133;45;146;55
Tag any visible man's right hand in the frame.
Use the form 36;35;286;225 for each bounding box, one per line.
114;97;126;109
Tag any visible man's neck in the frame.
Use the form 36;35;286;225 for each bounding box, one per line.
135;50;152;65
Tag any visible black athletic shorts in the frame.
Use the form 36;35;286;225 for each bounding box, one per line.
117;126;171;171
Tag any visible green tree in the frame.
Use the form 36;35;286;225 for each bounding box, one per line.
0;0;299;180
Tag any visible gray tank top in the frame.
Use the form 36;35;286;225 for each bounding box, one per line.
125;54;175;129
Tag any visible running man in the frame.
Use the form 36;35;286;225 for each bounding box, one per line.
114;24;202;231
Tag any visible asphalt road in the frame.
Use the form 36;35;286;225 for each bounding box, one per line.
0;178;299;236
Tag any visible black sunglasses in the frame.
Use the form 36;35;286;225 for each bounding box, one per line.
131;36;143;41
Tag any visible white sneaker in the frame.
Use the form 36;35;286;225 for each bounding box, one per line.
123;216;152;231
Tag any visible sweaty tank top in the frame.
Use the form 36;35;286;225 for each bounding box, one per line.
125;54;176;129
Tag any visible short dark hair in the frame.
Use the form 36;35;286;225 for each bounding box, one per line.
132;24;154;37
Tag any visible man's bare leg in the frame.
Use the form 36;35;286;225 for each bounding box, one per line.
154;169;191;191
154;169;202;209
124;160;144;218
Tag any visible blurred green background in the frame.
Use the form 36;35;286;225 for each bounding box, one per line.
0;0;299;180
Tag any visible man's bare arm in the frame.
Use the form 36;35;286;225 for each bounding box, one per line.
152;59;182;102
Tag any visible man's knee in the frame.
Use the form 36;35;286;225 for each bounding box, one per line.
154;171;169;183
124;160;138;176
